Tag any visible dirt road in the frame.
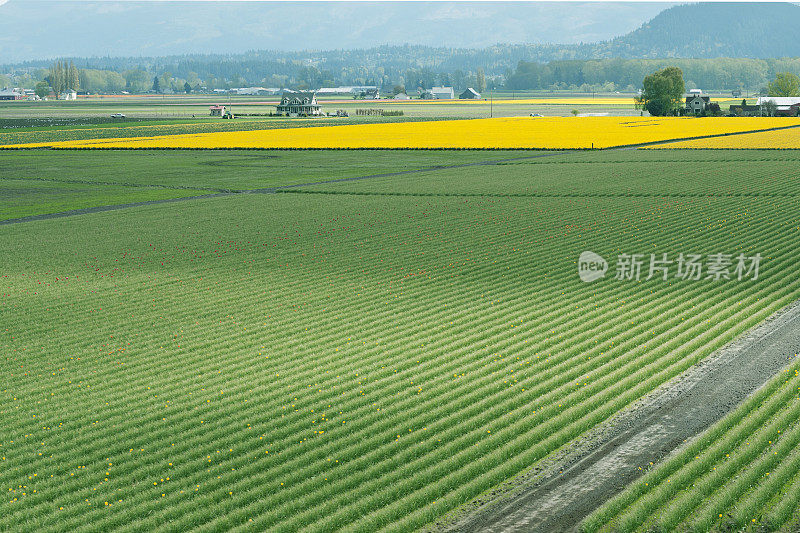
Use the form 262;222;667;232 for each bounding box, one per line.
444;300;800;533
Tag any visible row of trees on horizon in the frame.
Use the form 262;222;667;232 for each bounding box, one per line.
4;57;800;96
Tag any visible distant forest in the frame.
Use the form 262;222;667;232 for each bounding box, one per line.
4;49;800;95
505;58;800;93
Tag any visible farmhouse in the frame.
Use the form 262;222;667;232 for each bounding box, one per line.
209;105;227;117
430;86;455;99
275;91;323;116
0;88;24;100
685;94;710;114
459;88;481;99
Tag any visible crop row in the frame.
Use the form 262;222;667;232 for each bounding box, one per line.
583;362;800;532
1;183;799;530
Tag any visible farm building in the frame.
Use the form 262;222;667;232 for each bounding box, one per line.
234;87;280;95
729;101;762;116
318;86;379;96
393;93;410;100
0;88;24;100
430;86;455;99
757;96;800;116
459;88;481;99
209;105;227;117
275;92;323;116
58;91;77;101
355;88;380;100
685;94;710;114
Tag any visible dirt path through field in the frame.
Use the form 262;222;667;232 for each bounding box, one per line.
442;299;800;533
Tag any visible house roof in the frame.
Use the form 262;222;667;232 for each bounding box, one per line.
278;91;319;105
757;96;800;106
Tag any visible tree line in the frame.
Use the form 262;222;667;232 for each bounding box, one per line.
506;58;800;93
5;55;800;96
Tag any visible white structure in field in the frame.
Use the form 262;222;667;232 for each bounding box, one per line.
430;86;455;99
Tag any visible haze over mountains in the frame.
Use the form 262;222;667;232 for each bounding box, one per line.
3;1;671;62
595;2;800;58
3;2;800;82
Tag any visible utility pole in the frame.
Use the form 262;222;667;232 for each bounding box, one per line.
490;88;493;118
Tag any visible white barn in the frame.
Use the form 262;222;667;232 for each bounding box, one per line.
430;86;455;99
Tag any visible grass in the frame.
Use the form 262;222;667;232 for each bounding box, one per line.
0;93;645;122
0;179;212;220
2;149;800;531
0;149;532;220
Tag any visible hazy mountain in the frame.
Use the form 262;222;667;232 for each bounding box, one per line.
594;2;800;58
0;1;671;62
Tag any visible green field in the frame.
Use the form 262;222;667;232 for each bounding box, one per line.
583;361;800;532
0;150;532;220
0;92;652;124
2;149;800;531
0;116;429;146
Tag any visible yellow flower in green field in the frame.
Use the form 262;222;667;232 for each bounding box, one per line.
5;116;799;150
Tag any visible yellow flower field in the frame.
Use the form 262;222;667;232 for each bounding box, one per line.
5;117;800;150
650;125;800;149
394;98;638;106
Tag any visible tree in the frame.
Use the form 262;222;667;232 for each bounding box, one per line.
67;61;80;91
34;81;49;98
48;61;66;95
391;85;405;96
152;76;160;93
705;102;722;116
184;81;192;94
768;72;800;97
762;99;778;117
476;68;486;93
124;69;151;93
159;72;172;93
637;66;685;116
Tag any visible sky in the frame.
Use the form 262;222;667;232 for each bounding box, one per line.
0;1;676;62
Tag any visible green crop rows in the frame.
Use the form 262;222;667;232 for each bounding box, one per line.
0;150;528;220
2;150;800;531
583;363;800;532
